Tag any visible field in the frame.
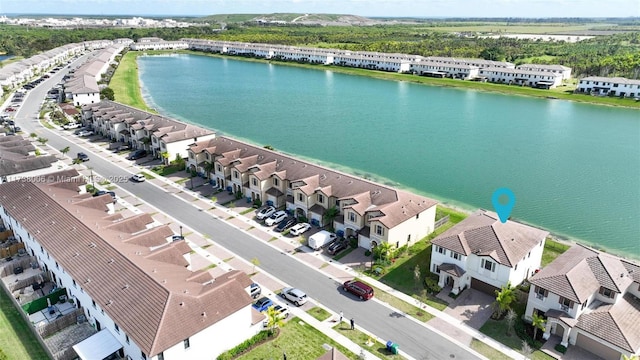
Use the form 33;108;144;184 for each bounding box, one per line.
108;51;156;113
0;287;49;360
415;22;620;34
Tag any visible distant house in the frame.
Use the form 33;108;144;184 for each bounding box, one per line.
576;76;640;98
525;245;640;360
430;210;548;295
0;135;61;183
516;64;572;80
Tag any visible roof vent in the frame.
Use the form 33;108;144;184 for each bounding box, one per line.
108;259;114;264
201;312;206;317
179;302;184;307
122;284;130;290
183;289;189;294
88;242;96;248
106;299;113;306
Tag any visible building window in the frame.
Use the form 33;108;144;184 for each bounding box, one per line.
233;171;239;179
273;178;279;186
298;193;303;202
206;153;210;160
317;194;324;203
375;225;384;236
452;252;461;260
535;286;547;300
599;287;614;298
72;280;77;288
349;212;357;222
114;323;119;333
252;178;257;186
158;353;164;360
437;246;445;254
433;264;440;273
217;165;221;172
126;334;130;344
481;259;496;272
141;351;147;360
416;213;419;219
189;153;194;159
559;297;574;311
184;338;190;349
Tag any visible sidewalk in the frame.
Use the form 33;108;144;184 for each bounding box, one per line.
57;135;515;360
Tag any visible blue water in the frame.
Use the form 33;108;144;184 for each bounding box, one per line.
138;54;640;257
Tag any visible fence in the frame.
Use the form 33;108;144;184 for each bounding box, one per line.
434;215;450;229
53;346;78;360
22;288;68;315
8;271;47;293
37;308;83;338
0;255;37;277
0;242;26;259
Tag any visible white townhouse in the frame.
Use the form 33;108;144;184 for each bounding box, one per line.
130;39;189;51
65;74;100;106
424;56;515;69
411;60;480;80
430;210;548;295
525;245;640;360
479;67;563;89
516;64;572;80
576;76;640;98
187;136;438;250
0;169;265;360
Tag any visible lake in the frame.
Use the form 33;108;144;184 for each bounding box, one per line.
138;54;640;257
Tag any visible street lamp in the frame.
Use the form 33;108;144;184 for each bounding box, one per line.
179;226;183;239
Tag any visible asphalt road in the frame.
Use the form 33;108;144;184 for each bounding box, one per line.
13;63;481;360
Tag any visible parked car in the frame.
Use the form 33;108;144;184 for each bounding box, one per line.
289;222;311;236
262;305;289;327
327;238;349;255
265;211;287;226
76;152;89;162
343;280;375;301
131;173;146;182
113;144;130;153
73;127;89;135
77;130;94;137
308;230;338;250
127;149;147;160
280;287;308;306
275;217;297;232
250;283;262;299
63;123;81;130
252;297;274;312
94;190;116;203
256;206;276;220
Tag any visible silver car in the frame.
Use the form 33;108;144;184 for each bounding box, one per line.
256;206;276;220
280;287;308;306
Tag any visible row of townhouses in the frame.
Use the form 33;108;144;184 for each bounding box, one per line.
0;169;264;360
576;76;640;98
0;135;62;183
177;38;571;88
429;210;640;359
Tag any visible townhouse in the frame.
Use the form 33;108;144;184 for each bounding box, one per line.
478;67;563;89
429;210;548;295
0;169;264;360
0;135;62;183
411;60;480;80
525;245;640;360
187;136;438;250
424;56;515;69
576;76;640;98
130;39;189;51
82;100;215;161
516;64;572;80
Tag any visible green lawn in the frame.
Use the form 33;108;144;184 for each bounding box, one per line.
356;279;435;322
333;324;403;359
150;164;183;176
0;287;49;359
479;317;555;360
306;306;332;322
542;238;570;267
109;51;156;113
470;338;512;360
235;318;358;360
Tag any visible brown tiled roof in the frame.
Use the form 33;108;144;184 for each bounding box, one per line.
530;245;637;304
439;263;466;277
0;171;253;357
432;210;548;267
576;294;640;352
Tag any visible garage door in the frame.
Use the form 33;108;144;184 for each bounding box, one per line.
575;333;620;360
470;278;499;296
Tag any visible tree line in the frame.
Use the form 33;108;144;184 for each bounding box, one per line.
1;23;638;79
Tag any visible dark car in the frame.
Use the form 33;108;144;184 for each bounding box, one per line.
94;190;116;203
76;152;89;162
250;283;262;299
252;297;274;312
127;149;147;160
343;280;375;300
275;217;297;232
327;238;349;255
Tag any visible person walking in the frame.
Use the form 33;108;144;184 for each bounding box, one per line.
339;310;343;323
350;318;355;330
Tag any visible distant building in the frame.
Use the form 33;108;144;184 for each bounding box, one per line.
0;135;61;183
576;76;640;98
516;64;572;80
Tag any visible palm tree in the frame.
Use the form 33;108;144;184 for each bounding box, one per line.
531;313;546;340
37;137;48;145
521;340;533;360
204;162;214;180
413;264;422;291
322;206;339;230
505;308;517;336
160;151;169;166
60;146;70;157
375;242;393;262
265;306;284;336
494;282;516;318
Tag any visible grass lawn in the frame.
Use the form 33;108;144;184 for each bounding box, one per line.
0;288;49;359
150;164;183;176
479;318;554;360
109;51;156;113
541;238;570;267
141;171;156;180
306;306;332;322
356;279;434;322
333;324;403;359
333;247;355;261
470;339;512;360
235;318;358;360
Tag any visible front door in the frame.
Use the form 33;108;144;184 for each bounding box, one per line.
95;320;101;331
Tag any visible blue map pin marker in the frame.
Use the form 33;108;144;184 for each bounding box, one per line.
492;188;515;223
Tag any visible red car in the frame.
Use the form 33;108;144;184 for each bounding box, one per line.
343;280;374;300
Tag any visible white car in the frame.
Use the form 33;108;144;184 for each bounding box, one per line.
265;211;287;226
262;304;290;327
131;173;146;182
256;206;276;220
290;223;311;236
280;287;308;306
63;123;81;130
77;130;94;137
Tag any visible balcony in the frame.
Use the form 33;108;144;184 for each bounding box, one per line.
536;293;545;300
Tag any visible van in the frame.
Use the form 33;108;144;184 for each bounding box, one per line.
308;230;337;250
343;280;374;300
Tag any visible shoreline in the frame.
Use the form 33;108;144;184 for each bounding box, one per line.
113;50;640;261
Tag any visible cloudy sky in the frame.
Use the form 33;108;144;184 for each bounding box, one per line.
1;0;638;18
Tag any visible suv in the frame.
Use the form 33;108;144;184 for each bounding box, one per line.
327;238;349;255
76;152;89;162
275;217;297;232
280;287;308;306
265;211;287;226
342;280;374;300
94;190;116;203
256;206;276;220
127;149;147;160
250;283;262;299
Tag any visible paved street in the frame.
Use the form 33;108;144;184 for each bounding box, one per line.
12;67;482;360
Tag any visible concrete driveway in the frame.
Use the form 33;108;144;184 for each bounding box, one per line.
443;288;495;330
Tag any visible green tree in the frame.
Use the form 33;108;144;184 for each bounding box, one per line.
251;257;260;273
480;46;506;61
505;308;517;336
263;144;274;150
413;264;422;291
204;162;214;179
60;146;70;157
37;137;48;145
493;282;516;318
264;306;284;336
160;151;169;165
521;340;533;360
374;242;393;261
29;132;37;138
322;206;339;230
531;313;547;340
100;87;115;100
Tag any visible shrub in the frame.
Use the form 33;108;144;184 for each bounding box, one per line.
349;237;358;249
364;250;371;257
554;344;567;354
253;199;262;208
216;330;272;360
424;275;442;294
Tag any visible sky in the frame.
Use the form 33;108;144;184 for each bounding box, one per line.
0;0;639;18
